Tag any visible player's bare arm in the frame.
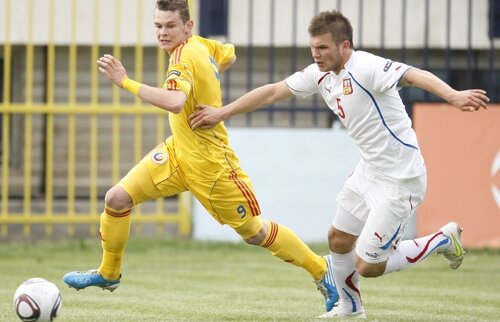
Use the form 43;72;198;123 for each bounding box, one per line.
399;67;489;112
97;54;186;114
189;80;293;129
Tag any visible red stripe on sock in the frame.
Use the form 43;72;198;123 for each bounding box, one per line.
345;270;362;304
406;231;443;263
262;222;278;248
105;207;131;218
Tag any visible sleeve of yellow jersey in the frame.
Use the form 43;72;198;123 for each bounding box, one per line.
198;36;235;67
164;37;235;97
164;61;193;98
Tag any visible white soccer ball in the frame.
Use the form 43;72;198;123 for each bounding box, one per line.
13;278;62;322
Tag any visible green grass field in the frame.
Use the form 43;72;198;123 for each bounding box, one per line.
1;238;499;321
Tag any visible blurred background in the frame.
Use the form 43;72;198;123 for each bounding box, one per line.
0;0;498;246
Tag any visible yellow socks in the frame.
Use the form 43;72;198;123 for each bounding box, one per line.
260;221;327;280
97;206;132;280
97;212;326;281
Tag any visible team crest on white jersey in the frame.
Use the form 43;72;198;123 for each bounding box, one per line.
151;150;168;164
343;78;353;95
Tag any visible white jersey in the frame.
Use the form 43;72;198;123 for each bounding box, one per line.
285;50;426;178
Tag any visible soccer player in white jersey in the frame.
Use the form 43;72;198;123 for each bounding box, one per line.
190;10;489;319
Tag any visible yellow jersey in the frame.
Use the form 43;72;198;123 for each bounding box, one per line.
164;35;240;180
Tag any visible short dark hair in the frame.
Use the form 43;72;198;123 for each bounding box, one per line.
308;10;353;47
156;0;190;23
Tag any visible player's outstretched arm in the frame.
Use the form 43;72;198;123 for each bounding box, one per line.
97;54;186;114
399;67;489;112
190;80;293;129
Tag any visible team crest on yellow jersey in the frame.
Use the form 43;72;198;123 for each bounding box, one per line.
343;78;353;95
151;150;168;164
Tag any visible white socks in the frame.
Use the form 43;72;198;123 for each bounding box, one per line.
331;250;362;313
384;230;450;274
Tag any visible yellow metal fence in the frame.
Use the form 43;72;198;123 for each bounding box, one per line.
0;0;192;239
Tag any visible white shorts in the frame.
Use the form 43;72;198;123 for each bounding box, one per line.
332;162;427;263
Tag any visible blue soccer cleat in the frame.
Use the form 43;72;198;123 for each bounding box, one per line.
63;269;120;291
315;255;339;312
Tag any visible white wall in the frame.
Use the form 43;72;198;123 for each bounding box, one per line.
193;127;359;242
193;128;334;241
0;0;495;48
193;127;418;243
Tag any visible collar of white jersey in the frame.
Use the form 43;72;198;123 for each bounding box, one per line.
339;49;356;74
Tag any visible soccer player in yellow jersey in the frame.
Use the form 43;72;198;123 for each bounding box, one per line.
63;0;338;312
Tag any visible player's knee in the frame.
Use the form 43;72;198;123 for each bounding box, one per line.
328;226;356;253
234;217;266;245
355;258;385;278
243;225;267;245
244;235;260;245
104;185;133;210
